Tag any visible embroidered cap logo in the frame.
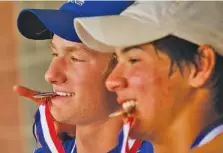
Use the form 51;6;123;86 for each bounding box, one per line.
68;0;84;6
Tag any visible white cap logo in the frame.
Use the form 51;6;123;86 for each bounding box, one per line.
68;0;84;6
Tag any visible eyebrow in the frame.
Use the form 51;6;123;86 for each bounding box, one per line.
121;46;144;54
50;42;82;53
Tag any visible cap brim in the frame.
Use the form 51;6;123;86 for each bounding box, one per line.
18;9;80;42
74;15;168;52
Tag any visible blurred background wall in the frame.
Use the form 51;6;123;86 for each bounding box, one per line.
0;1;63;153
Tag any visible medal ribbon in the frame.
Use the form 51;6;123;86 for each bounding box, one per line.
34;102;75;153
121;117;142;153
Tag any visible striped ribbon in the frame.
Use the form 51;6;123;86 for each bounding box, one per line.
34;103;142;153
121;117;142;153
34;103;75;153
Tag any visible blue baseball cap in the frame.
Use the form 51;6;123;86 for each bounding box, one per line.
17;1;134;42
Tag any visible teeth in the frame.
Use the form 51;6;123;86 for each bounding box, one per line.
122;100;136;113
109;100;136;117
109;100;136;118
56;92;74;97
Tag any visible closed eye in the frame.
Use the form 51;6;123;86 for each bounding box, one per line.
52;53;58;57
71;56;85;62
129;58;141;64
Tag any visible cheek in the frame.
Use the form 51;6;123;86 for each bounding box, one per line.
66;64;104;86
66;64;107;104
128;65;169;99
128;65;174;115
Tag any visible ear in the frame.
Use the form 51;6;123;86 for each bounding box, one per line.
188;45;216;88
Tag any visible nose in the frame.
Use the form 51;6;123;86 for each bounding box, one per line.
45;57;67;85
106;66;127;92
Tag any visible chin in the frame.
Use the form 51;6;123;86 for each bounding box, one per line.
50;108;67;123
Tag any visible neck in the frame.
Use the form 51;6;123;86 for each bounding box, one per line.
152;90;221;153
75;116;122;153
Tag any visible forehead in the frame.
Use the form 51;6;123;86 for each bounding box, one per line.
115;44;155;56
52;35;85;50
51;35;95;55
114;44;171;64
51;35;114;62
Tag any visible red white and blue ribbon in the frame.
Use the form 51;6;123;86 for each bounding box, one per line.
34;103;141;153
34;103;75;153
121;117;142;153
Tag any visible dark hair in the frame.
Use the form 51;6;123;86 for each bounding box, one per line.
151;35;223;114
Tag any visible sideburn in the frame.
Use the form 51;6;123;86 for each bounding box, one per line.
102;54;117;80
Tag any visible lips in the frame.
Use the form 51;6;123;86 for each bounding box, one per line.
117;97;136;104
50;91;74;105
50;90;75;103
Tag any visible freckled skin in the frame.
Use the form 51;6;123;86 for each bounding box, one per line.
106;42;221;153
107;44;191;140
45;35;118;126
